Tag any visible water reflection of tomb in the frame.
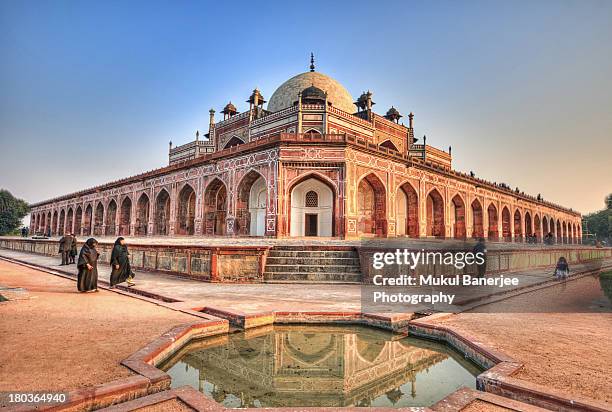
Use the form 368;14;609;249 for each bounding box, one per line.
178;326;448;407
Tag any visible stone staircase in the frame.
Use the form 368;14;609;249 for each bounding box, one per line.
263;246;362;283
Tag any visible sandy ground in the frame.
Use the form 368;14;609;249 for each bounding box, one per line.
435;275;612;404
0;260;198;398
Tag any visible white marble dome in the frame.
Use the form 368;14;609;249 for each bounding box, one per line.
267;71;356;114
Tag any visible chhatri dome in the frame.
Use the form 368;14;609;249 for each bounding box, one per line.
267;54;356;114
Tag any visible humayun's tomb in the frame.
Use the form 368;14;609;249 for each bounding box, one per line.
28;57;582;244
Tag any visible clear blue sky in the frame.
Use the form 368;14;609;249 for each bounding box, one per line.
1;0;611;214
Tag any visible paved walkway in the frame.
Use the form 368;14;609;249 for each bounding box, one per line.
0;249;610;314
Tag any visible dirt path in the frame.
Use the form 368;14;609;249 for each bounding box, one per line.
0;259;198;397
434;275;612;404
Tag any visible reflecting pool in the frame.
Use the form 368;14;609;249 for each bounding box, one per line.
160;324;481;408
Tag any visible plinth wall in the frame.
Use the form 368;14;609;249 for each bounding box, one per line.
0;238;270;282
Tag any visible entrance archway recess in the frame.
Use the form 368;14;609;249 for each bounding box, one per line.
543;216;549;237
451;194;466;239
471;199;484;239
501;207;511;241
176;185;196;235
534;214;541;242
66;208;74;234
136;194;150;236
525;212;533;237
357;174;387;237
58;210;66;236
236;171;267;236
155;190;171;236
488;204;499;241
396;182;419;237
424;189;444;237
290;177;333;237
204;179;227;235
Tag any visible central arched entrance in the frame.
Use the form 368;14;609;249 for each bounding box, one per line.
176;184;196;235
426;188;445;237
451;194;466;239
58;210;66;236
74;206;82;235
236;171;267;236
357;174;387;237
66;208;73;235
204;178;227;235
290;176;334;237
396;182;419;237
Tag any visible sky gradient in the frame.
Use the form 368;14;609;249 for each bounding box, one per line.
1;0;611;216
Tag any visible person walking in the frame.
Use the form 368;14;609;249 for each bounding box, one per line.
58;234;70;265
69;234;78;264
110;237;135;287
77;238;99;292
554;256;570;280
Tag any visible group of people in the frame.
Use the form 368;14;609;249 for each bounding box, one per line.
58;234;78;265
68;237;136;293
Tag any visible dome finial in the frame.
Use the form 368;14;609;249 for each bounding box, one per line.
309;52;315;72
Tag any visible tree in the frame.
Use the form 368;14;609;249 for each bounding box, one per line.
0;190;29;235
582;194;612;242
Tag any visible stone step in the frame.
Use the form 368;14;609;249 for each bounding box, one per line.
265;264;362;274
266;256;361;266
267;250;358;258
263;272;362;283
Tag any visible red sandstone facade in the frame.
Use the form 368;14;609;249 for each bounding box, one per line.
29;64;582;243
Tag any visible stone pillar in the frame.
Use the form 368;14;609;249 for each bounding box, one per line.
115;202;121;237
101;202;107;237
130;192;137;236
80;205;85;237
482;203;489;239
147;192;155;236
418;179;427;237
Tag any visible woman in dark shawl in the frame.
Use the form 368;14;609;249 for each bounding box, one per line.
77;238;99;292
110;237;135;287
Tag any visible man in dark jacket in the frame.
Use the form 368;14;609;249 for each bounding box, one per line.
58;235;70;265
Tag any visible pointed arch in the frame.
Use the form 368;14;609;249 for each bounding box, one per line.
58;209;66;236
556;220;562;244
106;199;118;236
66;207;74;235
562;221;568;244
500;204;511;240
203;178;227;235
289;174;335;237
396;181;419;238
380;139;400;152
46;211;52;235
426;188;445;237
119;196;132;236
94;202;104;235
471;199;484;239
357;173;387;237
223;136;245;149
236;170;267;236
524;211;532;238
83;205;93;236
534;214;541;242
155;189;171;236
303;128;322;137
74;205;83;235
542;216;549;237
136;193;150;236
451;193;466;239
513;209;522;242
176;184;196;235
487;203;499;240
